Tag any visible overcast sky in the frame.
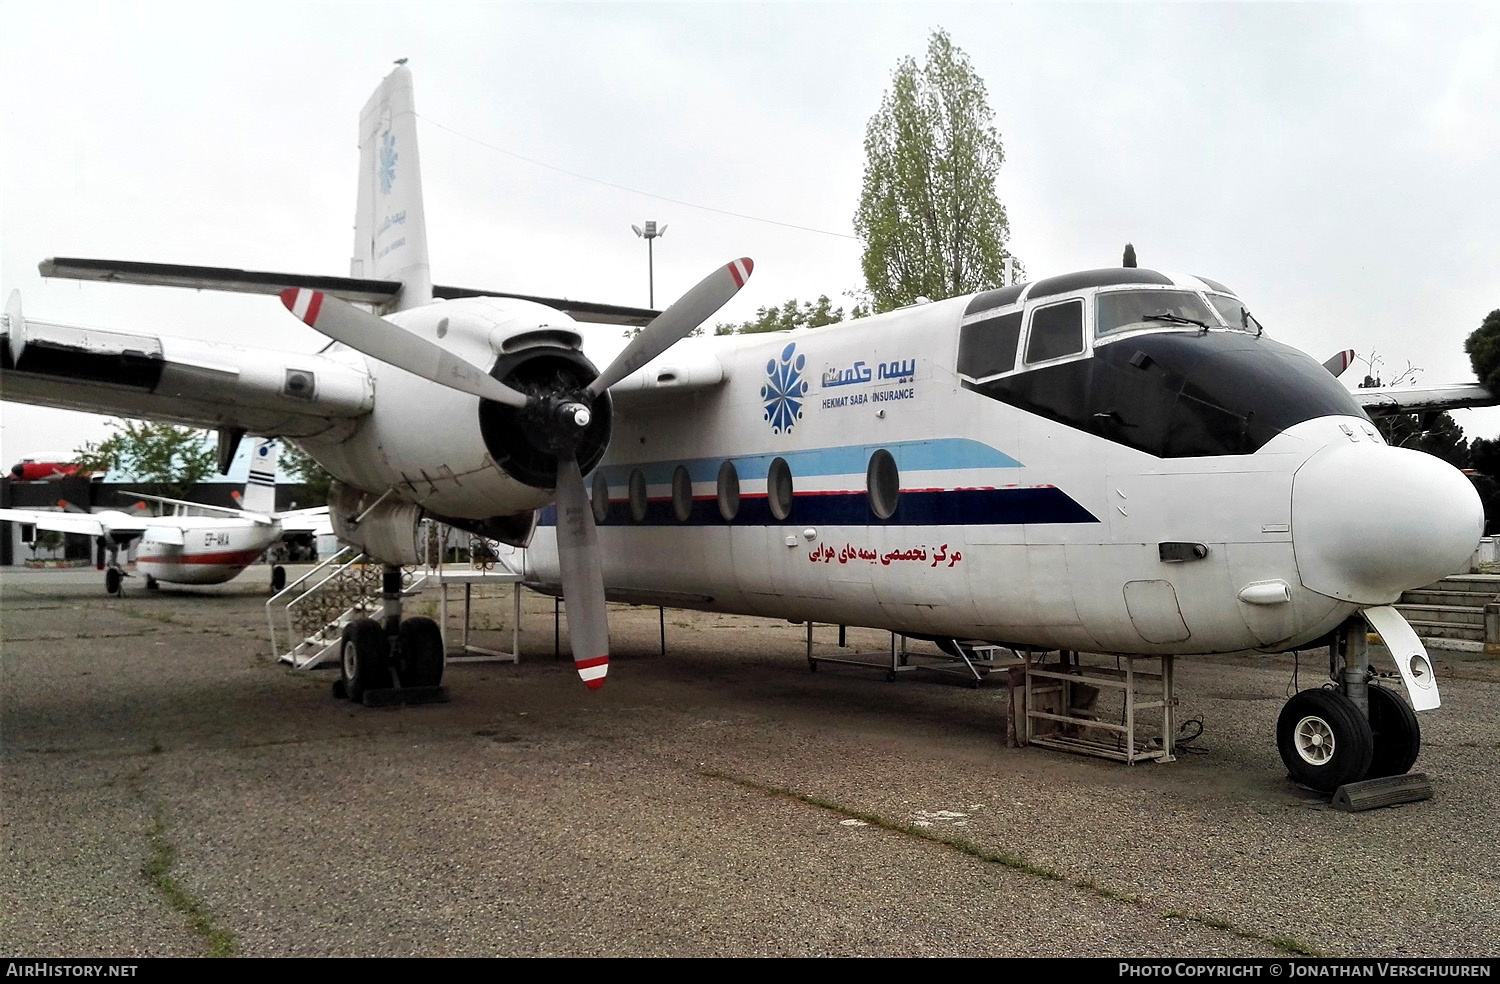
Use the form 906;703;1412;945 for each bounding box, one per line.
2;1;1498;463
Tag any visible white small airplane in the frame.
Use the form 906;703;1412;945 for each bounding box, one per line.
3;66;1494;790
0;437;328;594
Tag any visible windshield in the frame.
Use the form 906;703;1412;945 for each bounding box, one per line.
1206;293;1264;334
1096;289;1221;337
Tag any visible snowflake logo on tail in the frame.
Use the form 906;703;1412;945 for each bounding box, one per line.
761;342;807;434
379;131;398;195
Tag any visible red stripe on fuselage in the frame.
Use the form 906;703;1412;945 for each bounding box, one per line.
144;548;266;566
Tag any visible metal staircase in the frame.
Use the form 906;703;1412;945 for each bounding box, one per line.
266;525;525;670
266;547;429;669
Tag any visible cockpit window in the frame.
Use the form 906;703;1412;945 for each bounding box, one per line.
1025;299;1085;364
1206;293;1264;334
957;310;1023;380
1096;289;1220;338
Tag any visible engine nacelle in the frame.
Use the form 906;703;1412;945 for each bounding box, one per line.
304;298;614;525
328;482;542;568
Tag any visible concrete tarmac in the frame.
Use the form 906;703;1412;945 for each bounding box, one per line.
2;565;1498;958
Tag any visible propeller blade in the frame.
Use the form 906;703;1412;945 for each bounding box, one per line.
1323;349;1356;378
554;455;609;689
279;288;529;408
586;258;753;397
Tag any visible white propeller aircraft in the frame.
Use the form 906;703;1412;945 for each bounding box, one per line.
0;437;328;594
2;66;1493;790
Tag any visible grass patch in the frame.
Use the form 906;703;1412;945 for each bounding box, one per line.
139;813;235;957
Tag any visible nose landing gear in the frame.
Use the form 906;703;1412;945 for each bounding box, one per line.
1276;616;1424;797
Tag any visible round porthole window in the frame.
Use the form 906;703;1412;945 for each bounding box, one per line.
672;465;693;522
717;460;740;521
867;449;900;520
629;468;648;523
767;457;793;521
591;470;609;524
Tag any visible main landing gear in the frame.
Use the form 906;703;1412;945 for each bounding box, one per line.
334;564;445;704
1275;617;1422;794
98;538;129;596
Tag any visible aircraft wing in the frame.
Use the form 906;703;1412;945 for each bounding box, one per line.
2;291;374;440
1353;382;1498;417
40;257;661;328
0;507;135;538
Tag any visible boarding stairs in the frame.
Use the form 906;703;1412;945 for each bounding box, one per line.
1394;573;1500;653
266;525;525;669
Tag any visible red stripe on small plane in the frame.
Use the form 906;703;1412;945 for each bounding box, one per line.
170;549;267;566
575;655;609;670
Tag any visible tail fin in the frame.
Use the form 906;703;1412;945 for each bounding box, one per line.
241;438;280;514
352;65;432;311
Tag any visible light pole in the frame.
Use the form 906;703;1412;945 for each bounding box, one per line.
631;221;667;307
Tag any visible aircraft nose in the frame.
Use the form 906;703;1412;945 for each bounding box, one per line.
1292;440;1484;603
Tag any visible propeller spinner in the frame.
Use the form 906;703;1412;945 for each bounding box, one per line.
280;258;753;688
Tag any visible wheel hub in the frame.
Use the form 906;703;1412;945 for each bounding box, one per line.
1294;715;1335;765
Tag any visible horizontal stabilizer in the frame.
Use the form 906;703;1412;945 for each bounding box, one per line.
40;257;399;305
118;490;274;524
40;257;660;326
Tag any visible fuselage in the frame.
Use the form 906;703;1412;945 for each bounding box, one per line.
134;516;280;585
515;269;1482;656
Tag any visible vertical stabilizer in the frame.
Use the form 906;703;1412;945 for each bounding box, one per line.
352;66;432;311
241;438;280;514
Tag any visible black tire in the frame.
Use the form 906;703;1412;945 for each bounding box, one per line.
271;565;287;593
105;567;123;596
1276;688;1374;792
145;575;159;591
339;618;390;702
1366;685;1421;779
396;616;445;688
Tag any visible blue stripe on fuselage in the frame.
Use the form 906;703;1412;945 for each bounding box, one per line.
589;437;1021;488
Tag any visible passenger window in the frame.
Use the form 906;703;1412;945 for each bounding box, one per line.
1025;300;1085;364
671;465;693;522
717;460;740;521
628;468;648;523
957;311;1023;379
591;471;609;524
866;450;900;520
767;457;793;521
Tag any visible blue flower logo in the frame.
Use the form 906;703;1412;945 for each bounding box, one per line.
761;342;807;433
379;131;398;195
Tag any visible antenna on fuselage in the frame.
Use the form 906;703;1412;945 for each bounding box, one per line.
1123;243;1137;268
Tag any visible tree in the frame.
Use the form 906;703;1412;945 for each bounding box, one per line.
854;28;1021;313
712;295;864;335
280;442;334;506
1464;309;1500;395
73;420;217;498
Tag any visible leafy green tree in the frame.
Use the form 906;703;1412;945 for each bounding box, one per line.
713;295;862;335
280;442;334;506
73;420;217;498
1463;309;1500;394
854;28;1021;313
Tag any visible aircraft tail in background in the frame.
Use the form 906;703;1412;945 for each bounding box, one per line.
239;438;281;514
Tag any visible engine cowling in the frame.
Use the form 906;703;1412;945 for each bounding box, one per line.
303;298;614;528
